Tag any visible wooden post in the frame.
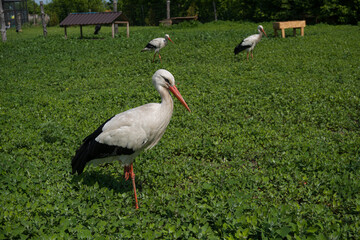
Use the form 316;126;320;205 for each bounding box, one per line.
166;0;170;19
213;1;217;21
64;26;67;39
112;23;115;38
281;29;285;38
40;1;47;37
126;22;129;38
293;28;296;36
16;13;22;32
33;2;36;25
80;25;83;38
300;27;304;36
0;0;7;42
114;21;129;38
113;0;118;34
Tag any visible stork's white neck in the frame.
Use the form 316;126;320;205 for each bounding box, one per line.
163;38;168;45
255;30;263;43
144;85;174;150
158;86;174;115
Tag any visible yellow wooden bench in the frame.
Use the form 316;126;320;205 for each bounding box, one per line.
273;20;306;38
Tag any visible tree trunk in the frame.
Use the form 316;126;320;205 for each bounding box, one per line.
113;0;118;34
40;1;47;37
213;1;217;21
167;0;170;19
0;0;7;42
16;13;21;32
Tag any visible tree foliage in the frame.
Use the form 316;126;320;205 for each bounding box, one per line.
27;0;40;15
43;0;359;25
119;0;359;25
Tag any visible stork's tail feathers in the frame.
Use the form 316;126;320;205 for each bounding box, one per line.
71;119;110;175
71;142;91;174
141;43;156;52
234;44;248;55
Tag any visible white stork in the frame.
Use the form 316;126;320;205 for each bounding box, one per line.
234;25;267;60
71;69;191;209
141;34;174;62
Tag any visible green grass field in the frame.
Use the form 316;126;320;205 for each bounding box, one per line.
1;21;360;239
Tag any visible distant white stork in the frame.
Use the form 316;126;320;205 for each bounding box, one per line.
71;69;191;209
234;25;267;60
141;34;174;62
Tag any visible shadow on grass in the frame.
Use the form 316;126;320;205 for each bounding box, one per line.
71;168;142;194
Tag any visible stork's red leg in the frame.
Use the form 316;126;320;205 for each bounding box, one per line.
246;52;249;60
124;164;139;209
152;52;157;62
130;164;139;209
251;52;254;59
124;165;130;180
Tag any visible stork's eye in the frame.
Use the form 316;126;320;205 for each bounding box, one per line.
164;78;170;84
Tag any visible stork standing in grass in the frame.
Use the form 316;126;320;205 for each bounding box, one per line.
234;25;267;60
71;69;191;209
141;34;174;62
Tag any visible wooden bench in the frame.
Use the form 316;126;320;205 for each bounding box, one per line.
273;20;306;38
159;16;198;26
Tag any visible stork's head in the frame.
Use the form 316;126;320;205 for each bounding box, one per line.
152;69;190;112
165;34;174;43
257;25;267;37
153;69;175;89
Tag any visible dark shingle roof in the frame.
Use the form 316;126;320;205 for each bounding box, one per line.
59;12;128;27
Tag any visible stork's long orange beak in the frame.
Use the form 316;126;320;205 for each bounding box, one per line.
168;37;174;44
169;85;191;112
262;29;267;37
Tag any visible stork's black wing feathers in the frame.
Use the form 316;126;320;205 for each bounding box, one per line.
234;40;251;55
145;43;157;49
71;116;135;174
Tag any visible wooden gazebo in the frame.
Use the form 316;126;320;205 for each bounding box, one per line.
59;12;129;39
